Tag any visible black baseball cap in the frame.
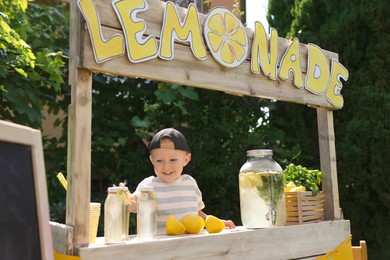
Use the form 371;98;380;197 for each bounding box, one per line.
148;128;190;152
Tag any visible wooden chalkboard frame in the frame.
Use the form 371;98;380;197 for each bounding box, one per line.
0;120;53;260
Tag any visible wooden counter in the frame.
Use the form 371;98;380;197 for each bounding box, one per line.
79;220;350;260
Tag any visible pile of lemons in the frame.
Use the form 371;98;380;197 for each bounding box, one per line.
284;181;306;192
166;214;225;235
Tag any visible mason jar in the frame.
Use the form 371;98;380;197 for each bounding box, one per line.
137;186;157;241
104;186;130;243
239;149;286;228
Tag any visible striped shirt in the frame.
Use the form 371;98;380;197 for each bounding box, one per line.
134;174;205;227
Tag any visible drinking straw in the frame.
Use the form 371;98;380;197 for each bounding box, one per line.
57;172;68;191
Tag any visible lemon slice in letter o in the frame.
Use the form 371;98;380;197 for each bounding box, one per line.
204;7;248;68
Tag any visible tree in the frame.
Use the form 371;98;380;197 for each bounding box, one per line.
268;0;390;258
0;0;66;129
1;0;70;221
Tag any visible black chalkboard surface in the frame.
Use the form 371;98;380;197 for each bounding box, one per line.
0;121;53;260
0;141;42;260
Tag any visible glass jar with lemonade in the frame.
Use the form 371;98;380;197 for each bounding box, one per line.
239;149;286;228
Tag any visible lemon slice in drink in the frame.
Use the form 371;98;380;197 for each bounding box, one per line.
239;173;251;189
116;188;132;205
246;172;263;187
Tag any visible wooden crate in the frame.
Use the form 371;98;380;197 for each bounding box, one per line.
285;191;324;225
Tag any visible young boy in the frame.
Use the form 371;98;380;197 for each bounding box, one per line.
130;128;235;229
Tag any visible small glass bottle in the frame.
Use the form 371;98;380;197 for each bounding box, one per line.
137;186;157;241
104;186;130;243
239;149;286;228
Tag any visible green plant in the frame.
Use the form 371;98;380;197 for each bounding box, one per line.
283;163;322;195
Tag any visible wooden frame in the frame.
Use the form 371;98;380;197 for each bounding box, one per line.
68;0;346;255
0;120;54;260
352;240;368;260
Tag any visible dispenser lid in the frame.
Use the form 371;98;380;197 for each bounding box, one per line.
107;186;128;192
247;149;273;157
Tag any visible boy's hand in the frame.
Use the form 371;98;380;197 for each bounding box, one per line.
128;194;138;212
223;220;236;229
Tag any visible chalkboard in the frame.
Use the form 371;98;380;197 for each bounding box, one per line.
0;120;53;260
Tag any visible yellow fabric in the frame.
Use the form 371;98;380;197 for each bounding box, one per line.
316;235;353;260
54;250;80;260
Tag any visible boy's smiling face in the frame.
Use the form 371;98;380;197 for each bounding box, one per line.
149;138;191;183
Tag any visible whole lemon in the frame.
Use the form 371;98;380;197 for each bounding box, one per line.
166;215;186;235
284;181;297;192
205;215;225;233
181;214;204;234
290;185;306;192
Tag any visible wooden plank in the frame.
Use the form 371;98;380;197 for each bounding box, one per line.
92;0;338;72
69;0;83;87
81;27;335;108
50;222;74;255
352;240;368;260
302;214;323;220
79;0;340;109
79;220;350;260
317;108;341;220
67;0;92;247
31;129;54;260
301;206;323;211
300;202;324;207
66;68;93;246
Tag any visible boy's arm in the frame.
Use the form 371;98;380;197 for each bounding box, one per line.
198;210;207;220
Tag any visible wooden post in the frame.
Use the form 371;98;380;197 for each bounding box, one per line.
67;0;92;246
317;108;342;220
66;68;92;246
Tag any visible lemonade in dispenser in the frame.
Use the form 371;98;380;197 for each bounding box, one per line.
239;149;286;228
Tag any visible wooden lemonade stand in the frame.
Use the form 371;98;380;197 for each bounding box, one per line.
64;0;350;258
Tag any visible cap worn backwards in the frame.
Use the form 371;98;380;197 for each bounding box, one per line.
148;128;190;152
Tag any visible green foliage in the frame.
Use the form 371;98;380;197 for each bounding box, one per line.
267;0;294;37
0;1;67;129
0;1;28;20
283;164;322;195
0;1;69;223
268;0;390;258
0;4;35;81
88;72;273;225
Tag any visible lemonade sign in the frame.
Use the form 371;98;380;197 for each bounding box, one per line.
77;0;349;109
